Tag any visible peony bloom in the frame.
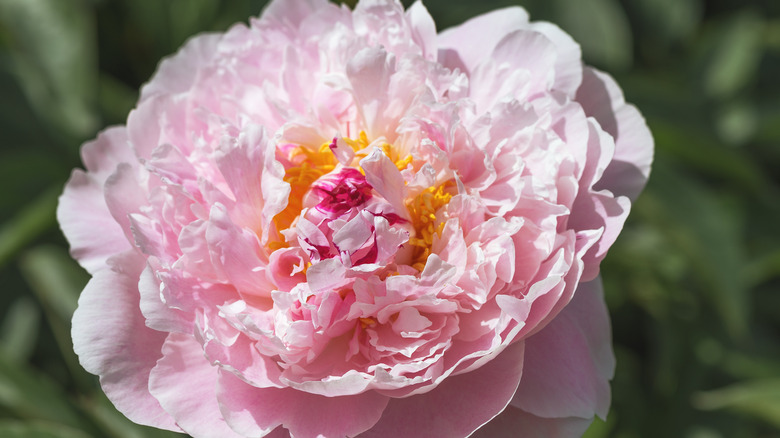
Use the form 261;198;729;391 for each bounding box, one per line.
58;0;652;436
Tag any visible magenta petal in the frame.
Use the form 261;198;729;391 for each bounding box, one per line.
510;278;614;420
148;333;245;437
217;371;389;438
71;251;178;430
359;341;525;438
471;406;592;438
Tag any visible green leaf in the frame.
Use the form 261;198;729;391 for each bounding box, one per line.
650;118;767;196
78;392;185;438
550;0;633;71
19;245;87;324
715;100;758;146
0;420;92;438
97;73;138;126
583;416;612;438
702;12;764;100
0;0;99;141
0;188;58;268
0;296;40;364
0;355;89;429
693;380;780;428
630;0;702;44
637;162;749;338
18;245;92;392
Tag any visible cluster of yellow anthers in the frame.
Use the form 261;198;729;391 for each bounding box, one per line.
405;182;454;271
272;143;337;234
271;132;454;273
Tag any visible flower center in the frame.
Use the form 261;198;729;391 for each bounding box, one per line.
273;131;409;236
309;167;373;216
274;143;337;235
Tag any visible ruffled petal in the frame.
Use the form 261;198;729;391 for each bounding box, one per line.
140;33;222;101
437;7;530;75
71;251;178;430
359;341;525;438
577;67;653;201
58;170;133;273
148;333;245;437
218;371;389;438
510;278;614;420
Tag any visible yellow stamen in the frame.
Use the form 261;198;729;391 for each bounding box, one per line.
272;144;337;236
406;181;455;271
359;317;377;328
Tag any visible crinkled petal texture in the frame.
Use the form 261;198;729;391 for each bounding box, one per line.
60;0;651;437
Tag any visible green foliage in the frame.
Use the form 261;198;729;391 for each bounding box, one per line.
0;0;778;437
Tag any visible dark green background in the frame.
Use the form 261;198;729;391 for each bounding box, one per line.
1;0;779;436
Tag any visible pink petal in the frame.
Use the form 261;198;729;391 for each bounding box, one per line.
58;170;133;273
215;124;288;236
567;119;630;281
359;341;525;438
406;1;437;61
360;149;407;215
259;0;332;30
80;126;136;180
206;203;275;299
437;7;530;75
527;21;583;95
71;251;178;431
570;189;631;282
126;94;190;159
104;163;149;245
148;333;245;437
490;29;557;97
576;67;654;201
346;46;395;138
138;264;192;334
217;371;389;438
471;406;592;438
140;33;221;101
510;278;614;420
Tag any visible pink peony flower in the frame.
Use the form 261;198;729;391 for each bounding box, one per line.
58;0;652;436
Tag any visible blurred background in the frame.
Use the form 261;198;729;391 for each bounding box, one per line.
0;0;779;436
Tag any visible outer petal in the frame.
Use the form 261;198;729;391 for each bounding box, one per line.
437;7;530;75
58;170;133;273
71;251;178;430
359;341;525;438
259;0;333;30
510;278;614;420
217;371;389;438
80;126;136;180
471;406;592;438
58;127;138;273
569;120;631;281
140;33;222;101
576;67;653;201
148;333;245;438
